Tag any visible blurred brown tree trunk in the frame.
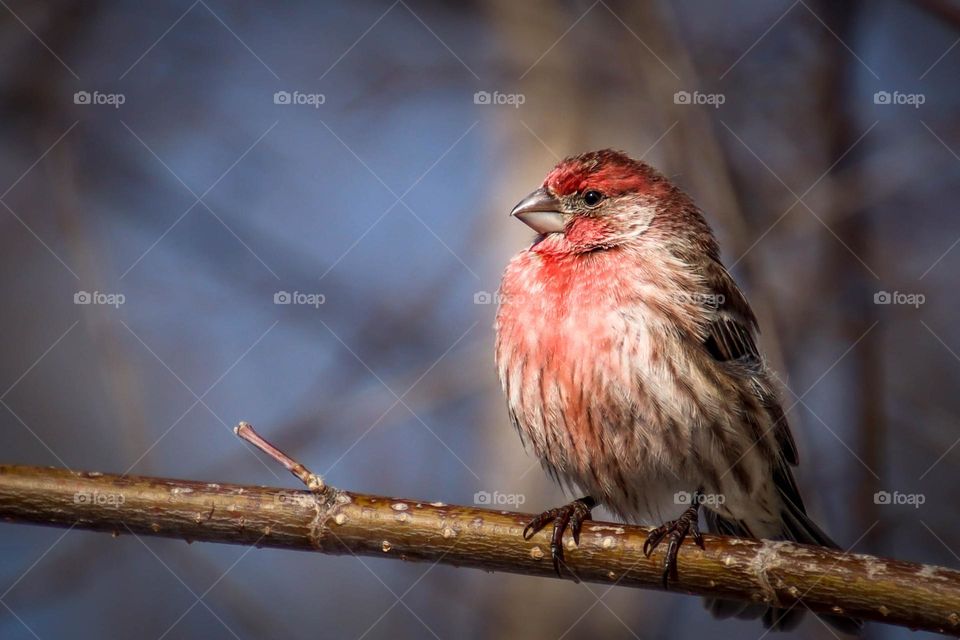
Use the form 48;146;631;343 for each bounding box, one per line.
815;0;885;542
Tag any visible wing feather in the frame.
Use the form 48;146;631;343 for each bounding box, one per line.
701;259;798;466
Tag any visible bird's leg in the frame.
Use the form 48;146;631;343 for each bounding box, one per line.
522;496;596;580
642;489;705;589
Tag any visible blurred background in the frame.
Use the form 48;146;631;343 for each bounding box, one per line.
0;0;958;638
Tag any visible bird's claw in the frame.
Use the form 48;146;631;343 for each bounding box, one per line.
522;497;595;581
643;491;704;589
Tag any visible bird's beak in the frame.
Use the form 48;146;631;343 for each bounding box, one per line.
510;188;569;234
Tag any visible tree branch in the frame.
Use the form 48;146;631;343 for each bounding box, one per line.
0;424;957;635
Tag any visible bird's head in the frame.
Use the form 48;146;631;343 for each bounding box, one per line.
510;149;695;253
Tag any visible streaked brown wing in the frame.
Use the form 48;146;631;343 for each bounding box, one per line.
704;316;760;362
703;259;799;466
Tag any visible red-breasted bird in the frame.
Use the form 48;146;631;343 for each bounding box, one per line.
494;149;860;633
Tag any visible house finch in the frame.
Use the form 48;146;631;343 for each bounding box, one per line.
494;149;860;633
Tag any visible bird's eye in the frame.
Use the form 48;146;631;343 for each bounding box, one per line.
583;190;604;207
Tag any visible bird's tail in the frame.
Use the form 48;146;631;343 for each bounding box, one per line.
702;496;863;634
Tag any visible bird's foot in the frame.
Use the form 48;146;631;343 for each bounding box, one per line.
643;490;705;589
522;496;596;581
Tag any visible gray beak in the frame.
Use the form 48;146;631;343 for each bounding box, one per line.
510;188;569;234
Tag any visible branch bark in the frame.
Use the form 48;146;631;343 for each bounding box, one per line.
0;425;957;635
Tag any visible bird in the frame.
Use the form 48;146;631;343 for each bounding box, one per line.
494;149;861;633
